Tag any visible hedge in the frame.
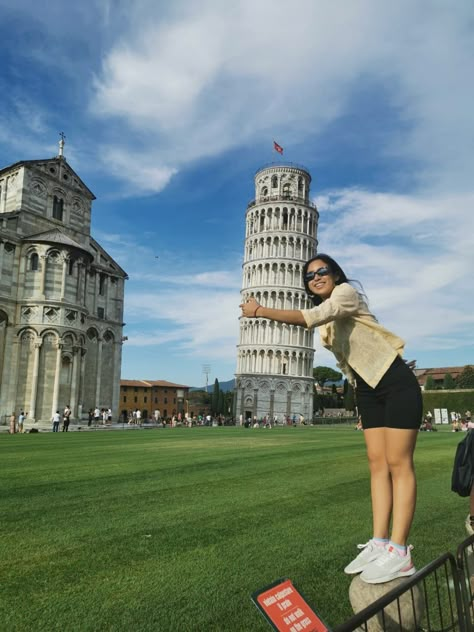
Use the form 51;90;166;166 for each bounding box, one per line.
422;389;474;413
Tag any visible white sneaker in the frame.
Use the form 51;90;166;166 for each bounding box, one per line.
344;540;386;575
360;544;416;584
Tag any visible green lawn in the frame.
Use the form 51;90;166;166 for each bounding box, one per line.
0;426;467;631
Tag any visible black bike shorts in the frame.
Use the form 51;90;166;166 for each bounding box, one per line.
353;356;423;430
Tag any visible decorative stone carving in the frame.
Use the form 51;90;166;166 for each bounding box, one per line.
21;306;37;322
66;310;77;323
43;307;59;323
31;179;47;198
21;331;35;344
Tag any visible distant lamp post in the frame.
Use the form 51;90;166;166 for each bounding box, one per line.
202;364;211;393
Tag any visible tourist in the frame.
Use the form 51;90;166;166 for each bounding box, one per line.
52;410;61;432
240;254;422;584
88;409;93;427
62;405;71;432
18;410;25;433
9;411;16;434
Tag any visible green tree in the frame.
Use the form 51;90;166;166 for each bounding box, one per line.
313;366;343;387
224;391;234;416
456;366;474;389
443;373;456;390
218;390;225;415
343;379;356;412
211;378;220;414
424;375;435;390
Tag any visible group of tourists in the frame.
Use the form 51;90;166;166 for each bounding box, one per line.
87;407;112;427
51;405;72;432
8;410;27;434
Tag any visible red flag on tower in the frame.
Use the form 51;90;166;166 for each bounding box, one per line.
273;140;283;155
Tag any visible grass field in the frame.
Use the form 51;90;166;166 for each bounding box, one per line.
0;426;467;631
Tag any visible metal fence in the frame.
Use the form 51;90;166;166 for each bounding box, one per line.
335;545;470;632
456;534;474;629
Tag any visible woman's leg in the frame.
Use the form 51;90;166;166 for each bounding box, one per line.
385;427;418;545
364;427;392;539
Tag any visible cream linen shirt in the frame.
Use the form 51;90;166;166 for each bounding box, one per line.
300;283;405;388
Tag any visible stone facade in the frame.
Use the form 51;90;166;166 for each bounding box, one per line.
234;163;318;422
0;149;127;424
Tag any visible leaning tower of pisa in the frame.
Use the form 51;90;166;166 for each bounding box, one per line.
235;163;319;423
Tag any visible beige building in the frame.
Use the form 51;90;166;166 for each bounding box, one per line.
119;380;190;419
0;139;127;424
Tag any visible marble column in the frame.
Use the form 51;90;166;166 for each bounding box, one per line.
0;241;4;281
286;390;292;418
253;388;258;419
111;340;121;420
95;337;103;407
51;341;63;416
78;347;87;412
28;340;42;421
60;255;68;301
5;329;20;414
39;255;47;298
269;389;275;419
70;346;79;418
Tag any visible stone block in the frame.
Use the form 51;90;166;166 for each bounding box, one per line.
349;575;424;632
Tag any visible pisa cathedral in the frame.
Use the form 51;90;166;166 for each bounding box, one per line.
0;140;127;424
235;163;318;422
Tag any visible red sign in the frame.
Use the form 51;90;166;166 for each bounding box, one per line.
252;578;329;632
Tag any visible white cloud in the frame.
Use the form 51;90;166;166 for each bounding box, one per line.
315;186;474;357
125;287;240;361
90;0;474;195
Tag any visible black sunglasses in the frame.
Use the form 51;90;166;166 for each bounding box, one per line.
304;266;331;282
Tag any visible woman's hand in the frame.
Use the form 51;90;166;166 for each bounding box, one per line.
240;297;261;318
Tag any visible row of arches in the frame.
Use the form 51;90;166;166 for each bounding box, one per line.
17;326;116;345
246;206;317;236
245;237;316;263
26;247;85;271
19;246;121;319
239;319;314;348
243;262;310;290
2;325;119;421
236;376;311;393
236;348;313;377
241;290;313;311
258;173;306;197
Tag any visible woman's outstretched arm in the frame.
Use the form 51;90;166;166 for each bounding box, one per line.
240;297;307;327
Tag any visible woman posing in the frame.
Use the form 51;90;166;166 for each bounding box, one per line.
240;254;422;584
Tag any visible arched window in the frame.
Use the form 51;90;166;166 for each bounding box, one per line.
283;183;291;198
30;253;39;271
261;186;268;197
271;175;278;188
52;195;64;221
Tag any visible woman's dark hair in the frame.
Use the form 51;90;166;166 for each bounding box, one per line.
302;254;349;306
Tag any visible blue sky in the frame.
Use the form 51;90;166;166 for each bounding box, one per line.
1;0;473;387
